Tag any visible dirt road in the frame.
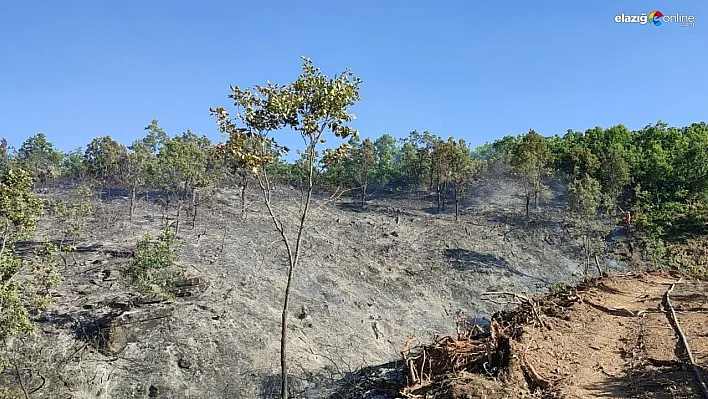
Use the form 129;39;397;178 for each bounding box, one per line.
518;273;707;398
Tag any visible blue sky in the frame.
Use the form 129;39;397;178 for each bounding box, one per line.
1;1;706;158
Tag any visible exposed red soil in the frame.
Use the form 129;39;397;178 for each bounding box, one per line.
402;272;708;399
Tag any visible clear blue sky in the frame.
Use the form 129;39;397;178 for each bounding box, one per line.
1;1;706;157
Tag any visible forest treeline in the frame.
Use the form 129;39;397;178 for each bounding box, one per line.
1;119;707;277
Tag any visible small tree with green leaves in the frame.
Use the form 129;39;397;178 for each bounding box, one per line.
0;139;9;170
214;131;262;218
172;131;216;224
61;147;89;184
567;174;605;276
429;137;448;211
123;227;183;299
431;136;473;213
120;140;154;221
17;133;63;187
349;137;377;205
511;129;551;218
138;119;169;190
0;164;61;342
211;56;361;399
83;135;126;196
372;133;401;187
154;130;216;232
52;184;94;266
447;139;480;222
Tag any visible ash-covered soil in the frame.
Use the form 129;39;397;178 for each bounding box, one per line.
3;173;603;398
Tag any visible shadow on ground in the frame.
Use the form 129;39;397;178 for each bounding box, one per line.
335;200;422;220
258;361;406;399
585;363;706;398
323;360;406;399
13;240;104;257
38;310;122;353
444;248;549;285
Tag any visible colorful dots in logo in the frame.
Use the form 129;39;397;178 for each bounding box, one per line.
649;10;664;25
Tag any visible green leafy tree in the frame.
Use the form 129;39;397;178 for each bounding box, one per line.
567;174;604;276
399;130;437;190
429;137;446;211
511;129;551;218
447;139;480;221
318;147;349;194
680;122;708;199
123;227;183;299
597;143;631;210
137;120;169;187
349;137;377;205
17;133;63;187
0;165;60;341
0;139;10;170
372;134;401;187
210;56;361;399
83;135;127;193
580;125;633;210
119;150;146;220
428;137;479;217
421;131;440;191
470;141;498;160
156;130;217;231
491;134;523;159
117;121;170;220
399;140;421;187
551;129;598;180
141;120;170;155
216;131;264;217
61;147;89;183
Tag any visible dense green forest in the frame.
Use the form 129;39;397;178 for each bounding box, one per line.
2;119;706;277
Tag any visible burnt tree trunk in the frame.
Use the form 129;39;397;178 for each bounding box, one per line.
525;193;530;219
191;188;198;230
534;190;539;209
175;200;181;234
455;188;460;222
240;175;248;217
437;184;442;213
442;180;449;211
129;184;137;221
162;196;170;228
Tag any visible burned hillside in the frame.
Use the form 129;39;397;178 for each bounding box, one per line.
0;171;602;398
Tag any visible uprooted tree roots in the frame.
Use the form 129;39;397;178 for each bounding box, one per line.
401;319;511;388
399;284;583;397
400;319;513;398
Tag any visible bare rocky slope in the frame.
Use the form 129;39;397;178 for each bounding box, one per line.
3;171;610;398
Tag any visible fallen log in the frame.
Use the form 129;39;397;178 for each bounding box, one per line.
664;279;708;399
520;354;550;390
582;298;640;317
